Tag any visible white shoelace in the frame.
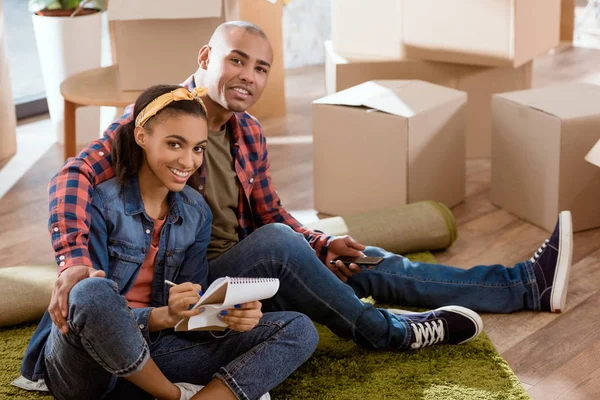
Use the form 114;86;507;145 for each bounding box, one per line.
410;320;445;349
530;239;550;263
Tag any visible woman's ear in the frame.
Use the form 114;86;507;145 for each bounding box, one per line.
198;45;211;70
134;126;148;148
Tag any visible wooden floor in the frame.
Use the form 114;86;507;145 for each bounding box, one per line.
2;45;600;399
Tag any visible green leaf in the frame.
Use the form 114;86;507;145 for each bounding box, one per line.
27;0;106;12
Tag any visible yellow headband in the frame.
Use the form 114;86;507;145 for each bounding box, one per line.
135;87;208;127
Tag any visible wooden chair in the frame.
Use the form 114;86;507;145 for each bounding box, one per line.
59;65;140;160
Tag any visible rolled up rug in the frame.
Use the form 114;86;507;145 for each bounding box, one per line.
305;201;457;255
0;265;56;328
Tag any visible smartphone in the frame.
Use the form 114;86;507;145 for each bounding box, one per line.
329;256;384;266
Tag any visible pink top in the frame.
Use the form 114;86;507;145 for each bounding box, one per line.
126;216;166;308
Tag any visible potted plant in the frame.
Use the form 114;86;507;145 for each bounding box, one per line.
29;0;106;144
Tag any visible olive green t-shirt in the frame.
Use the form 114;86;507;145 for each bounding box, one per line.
204;126;240;260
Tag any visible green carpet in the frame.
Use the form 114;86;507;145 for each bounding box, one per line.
1;253;530;399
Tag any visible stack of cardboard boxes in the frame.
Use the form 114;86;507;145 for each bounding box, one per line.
325;0;561;159
313;0;573;223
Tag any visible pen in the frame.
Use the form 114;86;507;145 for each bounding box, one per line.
165;280;203;296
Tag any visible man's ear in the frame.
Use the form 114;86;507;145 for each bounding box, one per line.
134;126;148;148
197;45;211;70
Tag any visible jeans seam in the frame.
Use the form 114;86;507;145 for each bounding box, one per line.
214;367;250;400
361;268;528;288
523;260;541;311
239;256;385;349
396;316;412;349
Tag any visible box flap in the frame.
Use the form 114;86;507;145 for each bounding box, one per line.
494;83;600;120
586;139;600;168
314;80;465;118
108;0;222;21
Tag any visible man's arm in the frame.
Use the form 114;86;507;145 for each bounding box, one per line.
49;106;133;273
249;130;332;263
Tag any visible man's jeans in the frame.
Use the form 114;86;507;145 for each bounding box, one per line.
209;224;540;350
43;278;318;400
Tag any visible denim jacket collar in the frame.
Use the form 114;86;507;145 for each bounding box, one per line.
123;174;183;224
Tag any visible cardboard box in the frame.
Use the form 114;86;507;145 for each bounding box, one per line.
491;83;600;232
107;0;285;119
325;41;532;158
312;80;467;216
331;0;405;59
403;0;561;68
586;139;600;168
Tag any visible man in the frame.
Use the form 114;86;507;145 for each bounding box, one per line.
25;21;572;380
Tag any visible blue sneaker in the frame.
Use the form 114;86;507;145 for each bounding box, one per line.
389;306;483;349
531;211;573;313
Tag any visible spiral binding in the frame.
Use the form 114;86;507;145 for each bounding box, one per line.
227;277;279;284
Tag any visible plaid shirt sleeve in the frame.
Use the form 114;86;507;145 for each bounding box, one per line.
249;123;332;263
48;106;134;274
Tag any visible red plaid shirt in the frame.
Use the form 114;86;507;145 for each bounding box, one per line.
48;76;331;273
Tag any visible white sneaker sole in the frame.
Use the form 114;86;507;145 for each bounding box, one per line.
388;305;483;344
551;210;573;313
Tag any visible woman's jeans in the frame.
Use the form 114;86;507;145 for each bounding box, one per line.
43;278;318;400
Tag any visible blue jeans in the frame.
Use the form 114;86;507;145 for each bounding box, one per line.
208;224;540;350
43;278;318;400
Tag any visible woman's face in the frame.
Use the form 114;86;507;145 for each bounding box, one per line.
136;113;208;192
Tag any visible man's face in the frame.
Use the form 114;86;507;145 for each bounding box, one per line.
202;29;274;113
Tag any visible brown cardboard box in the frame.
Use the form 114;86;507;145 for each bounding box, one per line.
403;0;561;68
586;139;600;168
312;80;467;216
331;0;405;60
331;0;560;67
107;0;285;119
325;41;532;158
491;83;600;232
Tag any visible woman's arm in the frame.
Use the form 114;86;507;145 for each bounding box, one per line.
146;201;213;332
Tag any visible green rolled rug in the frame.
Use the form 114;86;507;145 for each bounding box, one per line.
306;201;458;254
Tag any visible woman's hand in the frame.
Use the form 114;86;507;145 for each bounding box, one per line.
219;301;263;332
165;282;203;327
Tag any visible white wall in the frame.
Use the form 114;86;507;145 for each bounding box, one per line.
282;0;331;69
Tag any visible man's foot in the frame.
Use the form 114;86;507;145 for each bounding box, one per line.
389;306;483;350
530;210;573;313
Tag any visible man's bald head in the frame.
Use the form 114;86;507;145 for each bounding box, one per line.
208;21;270;50
196;21;274;116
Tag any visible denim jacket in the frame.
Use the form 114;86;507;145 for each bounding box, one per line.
21;175;212;381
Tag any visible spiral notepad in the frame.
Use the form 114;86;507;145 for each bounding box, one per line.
174;276;280;332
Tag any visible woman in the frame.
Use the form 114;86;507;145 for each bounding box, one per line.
22;85;318;400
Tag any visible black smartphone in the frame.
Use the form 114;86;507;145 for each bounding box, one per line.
329;256;384;266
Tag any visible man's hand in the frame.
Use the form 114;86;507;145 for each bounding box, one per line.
325;235;366;282
219;301;263;332
49;265;106;334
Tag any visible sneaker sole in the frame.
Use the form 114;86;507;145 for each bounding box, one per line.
388;305;483;344
551;211;573;313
